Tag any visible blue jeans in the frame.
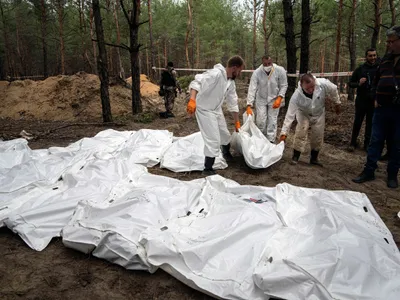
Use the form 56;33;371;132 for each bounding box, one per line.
364;106;400;177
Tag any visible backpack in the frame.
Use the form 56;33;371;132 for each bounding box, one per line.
161;68;177;87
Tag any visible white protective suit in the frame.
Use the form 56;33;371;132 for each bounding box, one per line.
247;63;288;142
281;78;341;152
189;64;239;158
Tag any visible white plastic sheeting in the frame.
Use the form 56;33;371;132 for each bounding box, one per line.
63;172;204;273
0;129;173;249
160;132;228;172
0;138;32;169
232;114;284;169
253;184;400;300
62;174;400;300
1;130;400;300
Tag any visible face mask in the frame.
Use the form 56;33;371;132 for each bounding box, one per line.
264;66;272;72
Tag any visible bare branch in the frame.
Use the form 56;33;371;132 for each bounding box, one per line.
119;0;131;27
139;19;149;26
309;38;319;46
92;39;131;51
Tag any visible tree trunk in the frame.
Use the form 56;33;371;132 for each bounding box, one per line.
252;0;257;68
40;0;48;78
113;0;124;79
147;0;156;80
0;0;13;77
262;0;269;55
320;40;325;73
333;0;343;84
90;7;98;74
131;0;142;114
120;0;143;114
164;38;168;66
347;0;357;102
57;0;65;74
282;0;297;98
371;0;383;49
388;0;396;27
15;2;25;76
92;0;113;122
300;0;311;74
191;5;195;66
145;48;149;75
77;0;91;73
185;0;192;68
196;31;200;68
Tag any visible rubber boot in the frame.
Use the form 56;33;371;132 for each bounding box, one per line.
310;150;323;167
221;144;234;162
202;156;216;176
291;149;301;165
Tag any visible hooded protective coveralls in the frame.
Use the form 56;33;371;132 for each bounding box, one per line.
281;78;340;152
189;64;239;157
247;63;288;142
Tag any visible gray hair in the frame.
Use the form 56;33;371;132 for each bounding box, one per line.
386;25;400;37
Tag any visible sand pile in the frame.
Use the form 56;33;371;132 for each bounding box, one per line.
126;74;160;97
0;72;163;121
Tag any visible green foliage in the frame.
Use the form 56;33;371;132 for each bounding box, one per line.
133;112;155;124
177;75;195;91
0;0;399;79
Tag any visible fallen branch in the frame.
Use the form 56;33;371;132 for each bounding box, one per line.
38;122;126;137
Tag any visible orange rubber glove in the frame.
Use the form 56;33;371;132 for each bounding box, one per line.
272;96;283;109
246;105;253;115
235;121;241;132
279;135;287;142
187;98;196;115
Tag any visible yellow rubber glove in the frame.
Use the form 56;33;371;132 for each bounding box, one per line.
187;98;196;115
272;96;283;109
279;135;287;142
246;105;253;115
235;121;241;132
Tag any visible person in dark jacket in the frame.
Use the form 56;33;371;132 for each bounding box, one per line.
353;26;400;189
160;62;182;118
347;48;379;152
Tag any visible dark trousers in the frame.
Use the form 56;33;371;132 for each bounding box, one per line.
364;106;400;178
164;90;176;113
350;102;374;148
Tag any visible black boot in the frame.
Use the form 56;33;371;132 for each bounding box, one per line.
310;150;323;167
221;144;234;162
387;172;399;189
291;149;301;165
352;170;375;183
202;157;216;176
167;111;175;118
159;111;168;119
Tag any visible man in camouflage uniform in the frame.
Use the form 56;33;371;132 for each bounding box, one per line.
160;62;182;118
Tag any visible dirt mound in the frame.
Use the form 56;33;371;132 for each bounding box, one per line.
126;74;160;98
0;72;163;121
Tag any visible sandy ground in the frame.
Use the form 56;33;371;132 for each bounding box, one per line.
0;76;399;299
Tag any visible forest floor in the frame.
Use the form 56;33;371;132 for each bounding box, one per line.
0;74;399;300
